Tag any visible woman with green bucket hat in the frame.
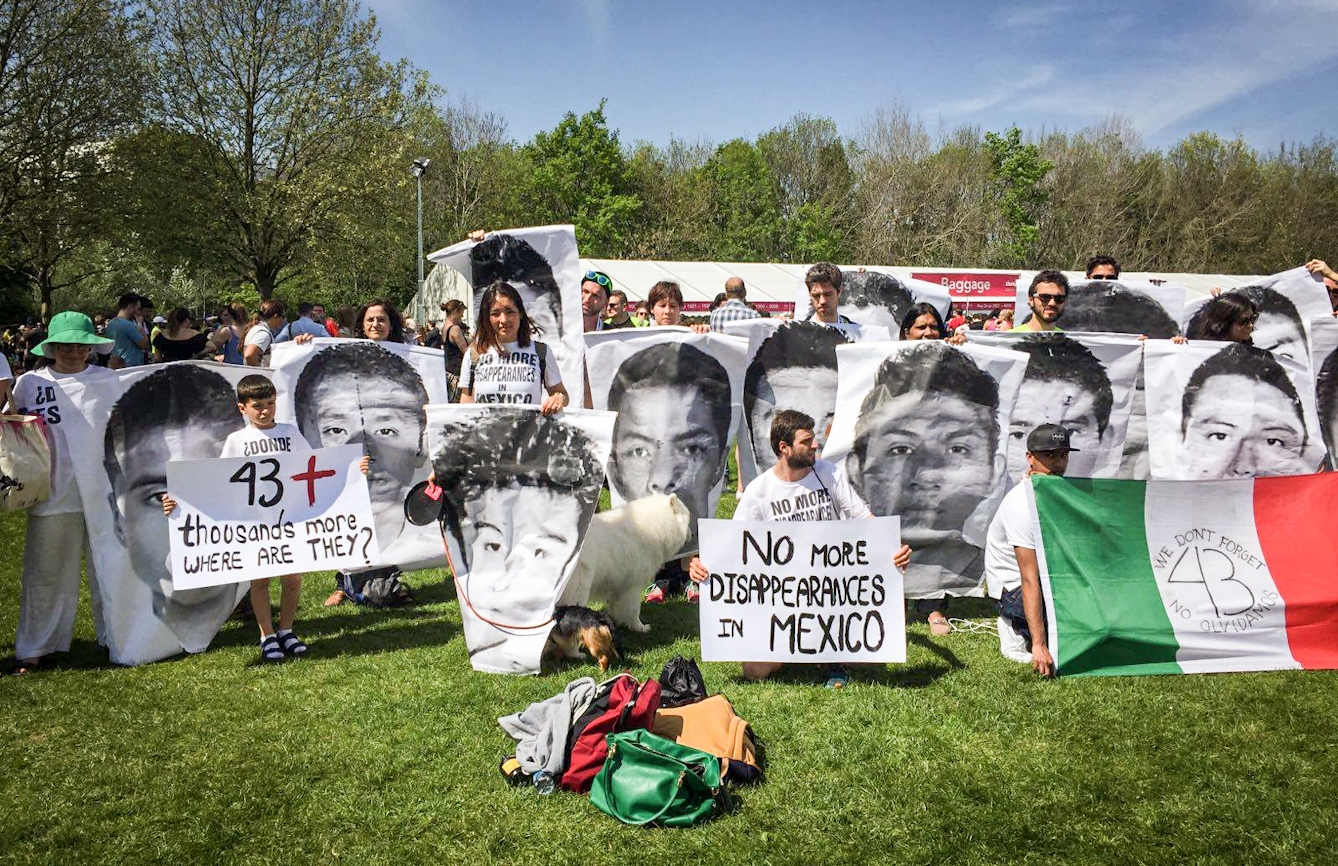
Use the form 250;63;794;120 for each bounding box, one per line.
10;311;114;675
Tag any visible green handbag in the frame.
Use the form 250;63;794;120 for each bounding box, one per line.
589;729;724;827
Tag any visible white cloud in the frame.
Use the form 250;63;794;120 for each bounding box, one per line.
992;2;1075;30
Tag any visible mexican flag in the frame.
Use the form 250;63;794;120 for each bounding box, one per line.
1032;474;1338;677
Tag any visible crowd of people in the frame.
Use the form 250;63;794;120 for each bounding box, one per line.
5;251;1337;681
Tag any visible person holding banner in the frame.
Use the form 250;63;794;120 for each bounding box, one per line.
984;424;1074;677
1011;271;1068;333
10;312;116;675
689;409;911;688
459;281;568;412
162;375;371;663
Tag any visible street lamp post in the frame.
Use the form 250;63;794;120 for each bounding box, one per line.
411;157;431;292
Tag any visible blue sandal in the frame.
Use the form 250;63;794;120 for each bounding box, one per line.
278;631;308;657
260;634;286;663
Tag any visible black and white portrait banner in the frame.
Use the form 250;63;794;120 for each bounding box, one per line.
1309;315;1338;468
697;517;905;664
585;326;750;558
792;267;949;332
723;318;892;487
427;224;585;392
1015;276;1187;338
270;338;449;571
1182;267;1331;369
58;362;255;665
967;331;1143;483
1143;340;1326;480
167;445;378;589
425;404;615;675
822;341;1028;599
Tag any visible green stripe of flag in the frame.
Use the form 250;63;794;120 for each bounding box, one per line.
1032;476;1182;677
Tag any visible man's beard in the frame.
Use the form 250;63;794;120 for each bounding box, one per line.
786;451;816;470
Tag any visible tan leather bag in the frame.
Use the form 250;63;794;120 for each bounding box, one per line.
651;694;759;776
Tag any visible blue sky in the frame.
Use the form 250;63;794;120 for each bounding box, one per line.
369;0;1338;152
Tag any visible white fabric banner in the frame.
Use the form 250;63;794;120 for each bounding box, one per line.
792;267;950;329
1014;277;1186;338
167;445;378;589
270;338;449;570
1143;340;1326;480
1181;267;1331;369
58;362;254;665
697;517;905;664
967;331;1143;483
426;224;585;394
1309;315;1338;468
424;404;615;675
585;326;750;558
822;340;1027;598
723;318;892;487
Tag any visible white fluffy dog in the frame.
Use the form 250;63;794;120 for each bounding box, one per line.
558;493;692;633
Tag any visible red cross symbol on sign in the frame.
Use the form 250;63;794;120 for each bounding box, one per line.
290;454;337;506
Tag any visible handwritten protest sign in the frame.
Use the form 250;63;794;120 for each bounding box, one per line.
697;517;905;664
167;445;378;589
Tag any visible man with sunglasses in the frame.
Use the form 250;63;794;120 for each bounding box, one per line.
1011;270;1069;333
1085;255;1121;280
581;270;613;333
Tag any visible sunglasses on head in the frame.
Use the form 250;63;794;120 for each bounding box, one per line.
584;270;612;288
1033;293;1068;305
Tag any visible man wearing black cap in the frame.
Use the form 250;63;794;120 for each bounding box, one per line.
983;423;1075;677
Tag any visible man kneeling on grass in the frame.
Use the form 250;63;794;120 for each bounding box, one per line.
163;375;369;664
984;423;1073;678
688;409;912;688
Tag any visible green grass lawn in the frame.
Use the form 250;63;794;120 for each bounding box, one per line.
2;487;1336;864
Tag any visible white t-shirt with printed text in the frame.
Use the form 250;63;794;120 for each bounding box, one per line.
459;341;561;405
734;458;873;523
219;421;311;460
983;479;1040;598
14;364;114;515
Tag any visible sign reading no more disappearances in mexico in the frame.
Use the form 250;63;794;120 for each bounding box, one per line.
698;517;905;664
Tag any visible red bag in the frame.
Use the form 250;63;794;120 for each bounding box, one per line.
560;673;661;794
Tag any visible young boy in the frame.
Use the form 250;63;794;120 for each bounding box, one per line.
163;374;368;663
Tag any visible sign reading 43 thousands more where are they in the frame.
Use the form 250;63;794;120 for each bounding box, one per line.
167;444;379;589
697;517;905;664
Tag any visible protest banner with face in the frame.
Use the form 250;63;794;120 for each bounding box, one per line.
697;516;905;664
1144;340;1325;480
792;267;949;331
968;331;1143;483
425;404;614;674
1309;315;1338;469
167;445;378;589
586;326;749;559
270;338;448;570
1182;268;1331;369
1015;277;1186;338
58;362;255;665
822;340;1028;599
427;225;584;394
724;318;893;487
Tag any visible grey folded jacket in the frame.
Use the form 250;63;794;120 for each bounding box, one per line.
497;676;600;776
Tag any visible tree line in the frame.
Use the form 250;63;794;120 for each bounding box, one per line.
4;0;1337;325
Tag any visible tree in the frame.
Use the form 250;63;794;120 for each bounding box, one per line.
0;0;143;319
519;101;643;257
140;0;422;300
702;138;782;261
984;126;1054;266
758;114;854;262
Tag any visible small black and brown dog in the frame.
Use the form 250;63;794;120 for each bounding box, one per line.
545;606;620;671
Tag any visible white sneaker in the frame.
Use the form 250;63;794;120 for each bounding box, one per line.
998;616;1033;664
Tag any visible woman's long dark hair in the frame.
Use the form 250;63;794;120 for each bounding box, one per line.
473;280;535;352
355;298;405;343
1188;294;1257;342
